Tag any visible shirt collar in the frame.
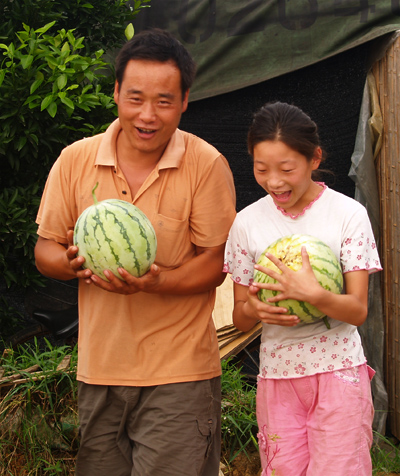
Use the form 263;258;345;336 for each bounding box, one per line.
95;118;185;170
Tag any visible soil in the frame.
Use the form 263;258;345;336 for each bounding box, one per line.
221;449;262;476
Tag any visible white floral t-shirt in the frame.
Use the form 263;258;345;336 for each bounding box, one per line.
223;185;382;379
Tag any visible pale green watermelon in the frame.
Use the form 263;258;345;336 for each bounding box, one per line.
253;234;343;325
74;183;157;281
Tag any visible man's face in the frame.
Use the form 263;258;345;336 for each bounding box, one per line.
114;59;189;160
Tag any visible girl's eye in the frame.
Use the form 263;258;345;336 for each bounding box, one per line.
283;169;293;173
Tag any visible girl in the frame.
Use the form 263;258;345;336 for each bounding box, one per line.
223;102;382;476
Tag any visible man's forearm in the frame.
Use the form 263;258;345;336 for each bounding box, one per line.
35;236;76;280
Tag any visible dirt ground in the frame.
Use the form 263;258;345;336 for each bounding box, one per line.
221;451;400;476
221;450;261;476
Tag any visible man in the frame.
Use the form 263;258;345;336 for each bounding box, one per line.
34;29;236;476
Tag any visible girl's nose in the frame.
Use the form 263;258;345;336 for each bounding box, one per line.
267;173;284;189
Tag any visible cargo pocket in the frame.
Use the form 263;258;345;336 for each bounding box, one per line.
196;414;217;459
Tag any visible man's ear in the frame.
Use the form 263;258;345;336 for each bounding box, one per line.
182;90;189;113
114;81;120;104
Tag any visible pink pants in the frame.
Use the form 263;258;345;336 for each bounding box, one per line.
256;364;374;476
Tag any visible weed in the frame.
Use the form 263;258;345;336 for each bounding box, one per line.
221;358;258;463
0;341;78;475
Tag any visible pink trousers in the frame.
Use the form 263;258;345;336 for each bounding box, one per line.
256;364;374;476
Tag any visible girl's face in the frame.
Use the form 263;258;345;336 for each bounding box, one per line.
253;140;321;216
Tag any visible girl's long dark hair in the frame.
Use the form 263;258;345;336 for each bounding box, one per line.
247;101;326;164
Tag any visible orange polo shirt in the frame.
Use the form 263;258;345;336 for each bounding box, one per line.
36;119;236;386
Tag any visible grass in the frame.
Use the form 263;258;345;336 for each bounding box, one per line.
221;358;258;463
0;340;78;476
1;343;400;475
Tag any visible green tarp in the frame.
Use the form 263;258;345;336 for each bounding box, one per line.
134;0;400;100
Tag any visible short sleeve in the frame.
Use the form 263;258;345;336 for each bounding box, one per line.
340;207;382;273
223;217;257;286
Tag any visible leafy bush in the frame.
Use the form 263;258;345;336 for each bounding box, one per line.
0;1;150;338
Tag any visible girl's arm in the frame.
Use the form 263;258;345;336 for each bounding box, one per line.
255;246;369;327
232;281;300;332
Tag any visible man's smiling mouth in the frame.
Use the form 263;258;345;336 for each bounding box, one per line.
137;127;156;134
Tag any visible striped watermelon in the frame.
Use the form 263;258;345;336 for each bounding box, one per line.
73;183;157;281
253;234;343;326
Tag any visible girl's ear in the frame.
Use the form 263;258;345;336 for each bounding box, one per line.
312;147;322;170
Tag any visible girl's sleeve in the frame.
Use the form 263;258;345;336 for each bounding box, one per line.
223;216;257;286
341;206;382;274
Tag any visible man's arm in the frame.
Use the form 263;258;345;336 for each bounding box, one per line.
89;242;227;295
35;232;227;295
35;232;93;282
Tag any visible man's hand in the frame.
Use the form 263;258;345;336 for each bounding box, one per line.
89;263;162;295
65;230;93;283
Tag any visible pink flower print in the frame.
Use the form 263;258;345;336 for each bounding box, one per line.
288;346;292;351
262;368;268;377
333;340;338;346
243;269;249;275
235;277;242;283
295;364;306;375
372;242;376;249
223;264;229;272
343;348;347;352
285;360;291;365
322;348;326;353
358;241;363;246
357;255;362;260
273;368;278;374
238;260;242;264
353;341;357;347
271;352;276;358
313;363;320;368
241;249;248;255
353;266;360;270
342;358;353;368
283;370;288;376
296;354;300;358
320;336;327;343
278;355;282;359
345;238;352;245
298;343;304;349
328;365;334;371
257;429;267;453
343;338;348;343
331;354;337;359
347;250;351;255
310;346;316;353
276;345;283;350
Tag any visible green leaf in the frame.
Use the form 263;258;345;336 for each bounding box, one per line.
36;22;56;34
21;55;34;69
30;78;44;94
40;94;54;111
47;101;57;118
125;23;134;41
59;96;75;110
57;74;67;90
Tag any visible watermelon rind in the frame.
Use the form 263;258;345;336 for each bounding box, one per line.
253;234;343;324
73;186;157;281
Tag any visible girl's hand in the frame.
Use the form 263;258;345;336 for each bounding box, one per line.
255;246;322;305
242;283;300;327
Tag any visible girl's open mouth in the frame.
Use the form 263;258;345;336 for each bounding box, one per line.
272;191;291;203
